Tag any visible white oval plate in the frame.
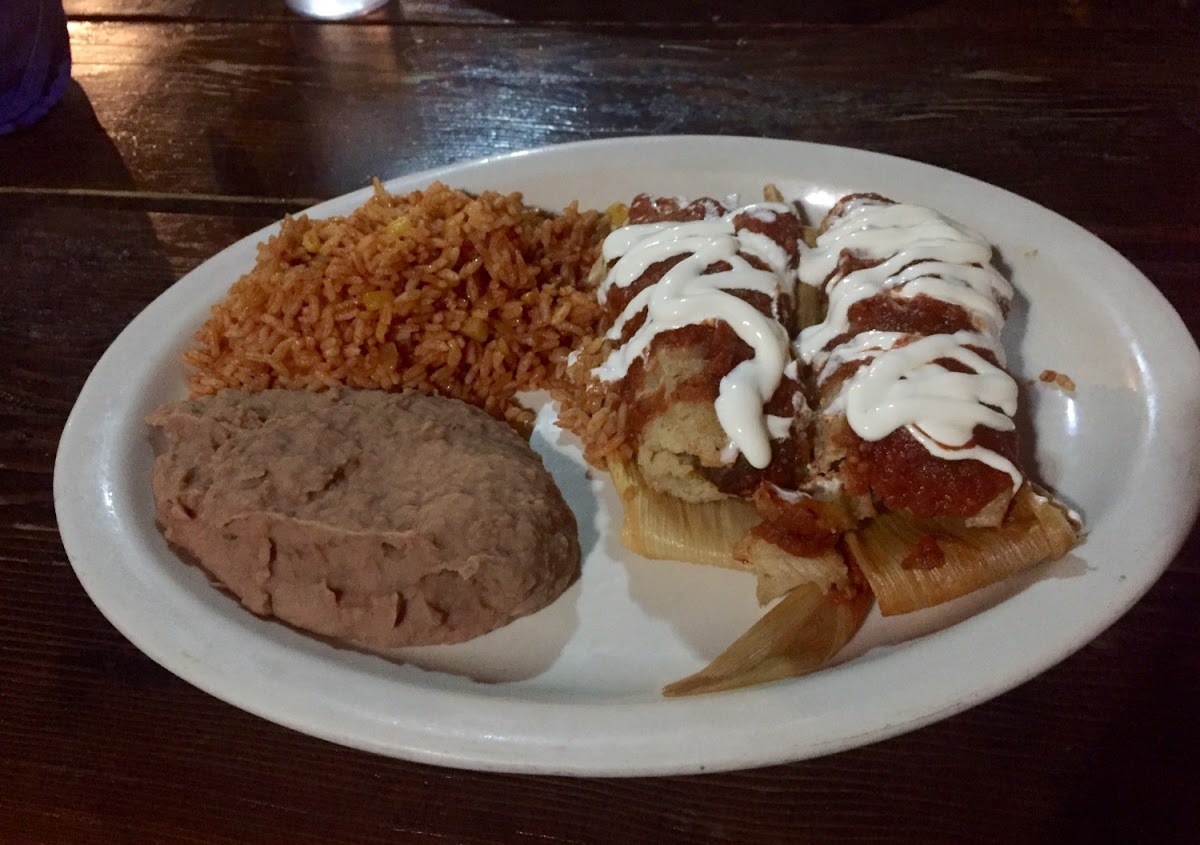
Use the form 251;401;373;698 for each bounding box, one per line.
55;136;1200;776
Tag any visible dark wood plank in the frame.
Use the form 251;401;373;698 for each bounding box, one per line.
1;22;1195;233
62;0;496;23
3;7;1200;842
61;0;1200;27
0;197;1198;843
1;528;1195;843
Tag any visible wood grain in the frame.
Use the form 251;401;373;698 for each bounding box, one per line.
2;3;1199;843
1;190;1198;841
1;534;1196;843
60;0;1200;27
0;21;1194;231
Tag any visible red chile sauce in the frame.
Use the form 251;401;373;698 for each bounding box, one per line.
609;191;1019;549
901;535;947;570
838;421;1016;518
742;483;851;557
815;324;1018;520
846;292;977;337
606;194;806;498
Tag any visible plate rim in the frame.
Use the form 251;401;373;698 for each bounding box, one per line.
54;134;1200;776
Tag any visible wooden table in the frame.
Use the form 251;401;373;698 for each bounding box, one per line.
3;2;1198;841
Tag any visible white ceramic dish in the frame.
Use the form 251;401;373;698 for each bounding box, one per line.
54;136;1200;776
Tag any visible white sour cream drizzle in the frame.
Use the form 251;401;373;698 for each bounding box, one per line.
595;203;797;470
797;198;1023;490
841;332;1020;486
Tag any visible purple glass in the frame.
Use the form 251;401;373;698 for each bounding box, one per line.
0;0;71;135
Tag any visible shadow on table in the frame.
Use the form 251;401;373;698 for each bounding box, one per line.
0;80;144;192
1043;629;1200;841
0;81;179;407
0;81;184;689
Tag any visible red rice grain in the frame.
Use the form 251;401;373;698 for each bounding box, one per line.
185;181;608;430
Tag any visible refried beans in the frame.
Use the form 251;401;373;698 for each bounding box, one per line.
147;388;580;648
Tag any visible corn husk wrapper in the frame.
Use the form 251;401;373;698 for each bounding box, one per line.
663;584;872;697
846;483;1081;616
608;458;847;602
608;457;760;569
